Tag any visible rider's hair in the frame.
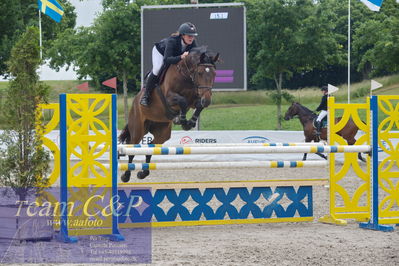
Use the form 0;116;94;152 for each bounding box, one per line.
171;32;180;37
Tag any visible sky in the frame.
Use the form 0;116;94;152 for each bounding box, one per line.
1;0;102;81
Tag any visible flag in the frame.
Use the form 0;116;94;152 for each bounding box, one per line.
360;0;385;11
102;77;117;90
371;80;382;91
37;0;64;23
328;84;339;94
76;82;89;92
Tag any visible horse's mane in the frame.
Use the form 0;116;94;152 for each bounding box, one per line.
188;46;215;65
295;102;316;116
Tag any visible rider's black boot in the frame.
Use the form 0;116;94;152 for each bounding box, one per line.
140;73;158;106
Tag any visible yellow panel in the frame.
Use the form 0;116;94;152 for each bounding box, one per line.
377;96;399;223
327;97;371;221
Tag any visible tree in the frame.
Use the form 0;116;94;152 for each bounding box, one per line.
48;0;153;123
352;0;399;77
0;0;76;77
247;0;340;129
0;27;50;201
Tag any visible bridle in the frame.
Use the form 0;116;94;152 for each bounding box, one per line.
177;58;215;94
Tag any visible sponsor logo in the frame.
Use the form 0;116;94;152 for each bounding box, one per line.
195;138;217;143
242;136;270;143
180;136;193;144
179;136;217;144
141;136;153;144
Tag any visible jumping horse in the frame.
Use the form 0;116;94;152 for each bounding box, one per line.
119;46;219;181
284;102;365;162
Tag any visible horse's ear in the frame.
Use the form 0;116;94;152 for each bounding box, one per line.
213;53;220;63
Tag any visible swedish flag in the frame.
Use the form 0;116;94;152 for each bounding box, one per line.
37;0;64;23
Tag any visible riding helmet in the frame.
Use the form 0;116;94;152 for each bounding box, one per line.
321;86;328;92
178;22;198;36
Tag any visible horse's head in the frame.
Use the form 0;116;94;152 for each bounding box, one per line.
284;102;316;121
184;46;219;108
284;102;300;120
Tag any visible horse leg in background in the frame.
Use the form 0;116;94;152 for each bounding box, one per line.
136;122;172;179
185;103;204;130
345;134;366;162
172;95;192;130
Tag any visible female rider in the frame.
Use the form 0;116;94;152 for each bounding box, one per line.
315;86;328;135
140;22;198;106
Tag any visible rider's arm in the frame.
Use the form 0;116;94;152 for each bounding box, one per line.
316;95;327;111
163;37;182;65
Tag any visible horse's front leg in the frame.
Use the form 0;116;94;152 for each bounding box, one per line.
137;155;152;179
121;154;134;182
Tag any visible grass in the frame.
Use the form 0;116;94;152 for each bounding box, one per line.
0;74;398;130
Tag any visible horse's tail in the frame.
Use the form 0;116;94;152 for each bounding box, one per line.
118;124;130;143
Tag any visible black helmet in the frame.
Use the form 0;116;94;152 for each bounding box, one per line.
321;86;328;92
178;22;198;36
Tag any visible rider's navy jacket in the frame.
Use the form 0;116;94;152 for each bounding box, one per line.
155;35;197;65
316;95;328;111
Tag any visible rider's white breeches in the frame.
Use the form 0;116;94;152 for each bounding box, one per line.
151;46;163;76
317;110;328;122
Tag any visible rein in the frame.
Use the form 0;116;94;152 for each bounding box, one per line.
177;59;215;91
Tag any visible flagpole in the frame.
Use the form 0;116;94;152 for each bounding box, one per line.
39;9;43;60
348;0;351;103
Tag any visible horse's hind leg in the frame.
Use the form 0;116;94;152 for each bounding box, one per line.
121;155;134;182
137;155;152;179
302;153;308;161
358;152;366;162
137;122;172;179
316;152;328;160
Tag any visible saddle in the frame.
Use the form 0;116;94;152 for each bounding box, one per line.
312;117;327;128
143;65;169;89
142;66;178;120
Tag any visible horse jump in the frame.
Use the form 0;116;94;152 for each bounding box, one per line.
38;94;398;235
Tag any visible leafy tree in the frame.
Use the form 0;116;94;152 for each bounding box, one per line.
352;0;399;77
48;0;153;123
0;0;76;77
247;0;339;129
0;27;50;201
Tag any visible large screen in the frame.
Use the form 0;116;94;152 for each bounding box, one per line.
141;3;246;91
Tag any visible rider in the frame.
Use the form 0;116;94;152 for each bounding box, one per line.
315;85;328;136
140;22;198;106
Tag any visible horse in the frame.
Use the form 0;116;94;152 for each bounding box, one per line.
284;102;365;162
118;46;219;181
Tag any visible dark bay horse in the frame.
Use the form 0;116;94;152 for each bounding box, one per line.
284;102;365;161
119;46;219;181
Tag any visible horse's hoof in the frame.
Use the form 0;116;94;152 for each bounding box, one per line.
137;170;149;179
181;125;192;131
181;121;195;131
121;171;131;183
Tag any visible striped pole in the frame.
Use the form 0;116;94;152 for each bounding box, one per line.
113;160;328;171
95;142;329;152
120;145;371;156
